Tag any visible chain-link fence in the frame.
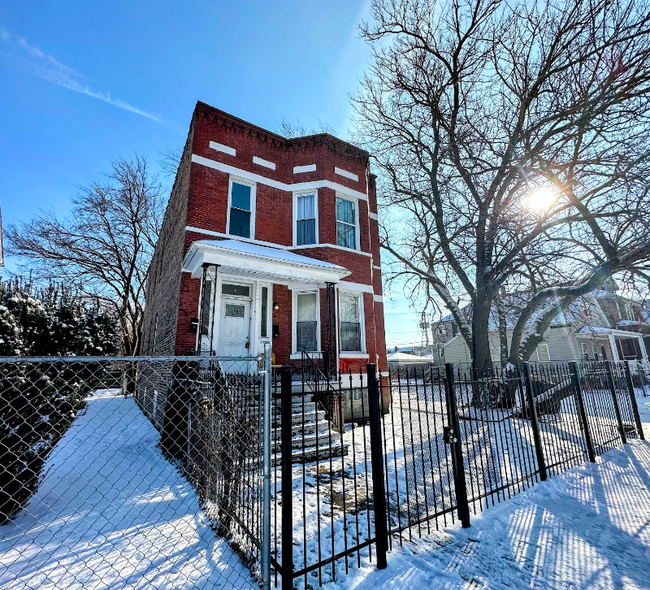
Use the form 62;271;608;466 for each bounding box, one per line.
0;356;267;590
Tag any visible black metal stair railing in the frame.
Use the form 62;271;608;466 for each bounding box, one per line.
301;351;344;432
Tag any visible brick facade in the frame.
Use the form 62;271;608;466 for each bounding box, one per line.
142;102;387;373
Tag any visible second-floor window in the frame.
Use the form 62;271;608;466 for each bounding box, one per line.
228;179;254;238
336;196;357;250
296;193;317;245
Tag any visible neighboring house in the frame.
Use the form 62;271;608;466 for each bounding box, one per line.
433;284;649;365
141;102;387;373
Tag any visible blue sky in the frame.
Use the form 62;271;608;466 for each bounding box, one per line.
0;0;422;347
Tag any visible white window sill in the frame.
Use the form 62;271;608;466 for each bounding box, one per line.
290;352;322;360
339;352;369;359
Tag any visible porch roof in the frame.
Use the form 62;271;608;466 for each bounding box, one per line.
182;239;351;285
576;327;647;339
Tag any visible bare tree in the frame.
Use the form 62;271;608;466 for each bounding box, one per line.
277;119;336;138
157;146;182;178
6;155;164;355
354;0;650;372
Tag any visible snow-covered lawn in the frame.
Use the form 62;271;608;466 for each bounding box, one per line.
323;438;650;590
0;390;256;590
317;389;650;590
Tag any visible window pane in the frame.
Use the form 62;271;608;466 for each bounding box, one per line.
261;287;268;337
341;322;361;351
231;182;251;211
297;194;315;220
337;221;356;249
297;321;317;352
222;283;250;297
229;208;251;238
336;197;355;224
340;295;358;323
297;219;316;246
297;293;317;321
225;304;246;318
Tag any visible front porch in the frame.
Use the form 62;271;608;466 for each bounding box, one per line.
576;328;649;362
182;239;369;374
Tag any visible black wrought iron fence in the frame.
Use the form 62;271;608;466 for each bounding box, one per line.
272;358;646;589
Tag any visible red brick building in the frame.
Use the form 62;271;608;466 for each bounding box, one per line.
141;102;387;373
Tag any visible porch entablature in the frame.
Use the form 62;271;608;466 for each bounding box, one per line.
182;239;350;286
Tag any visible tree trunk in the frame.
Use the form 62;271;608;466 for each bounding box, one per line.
472;296;493;375
471;293;493;406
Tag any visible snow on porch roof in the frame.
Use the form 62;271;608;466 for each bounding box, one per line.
182;239;351;284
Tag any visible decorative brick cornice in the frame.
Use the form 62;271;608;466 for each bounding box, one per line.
194;101;369;160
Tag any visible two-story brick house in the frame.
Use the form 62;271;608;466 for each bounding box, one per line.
141;102;387;373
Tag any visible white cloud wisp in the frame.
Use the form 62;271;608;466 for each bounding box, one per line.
0;27;161;122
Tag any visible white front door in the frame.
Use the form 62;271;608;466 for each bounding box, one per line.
219;298;251;357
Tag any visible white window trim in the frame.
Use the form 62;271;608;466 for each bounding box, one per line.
226;175;256;240
339;290;366;354
293;189;319;247
336;193;360;251
291;289;321;355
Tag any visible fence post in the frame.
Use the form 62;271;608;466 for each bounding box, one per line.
280;365;294;590
261;343;272;590
186;403;192;469
569;361;596;463
605;362;627;445
444;363;471;528
521;364;547;481
366;363;388;570
624;361;645;441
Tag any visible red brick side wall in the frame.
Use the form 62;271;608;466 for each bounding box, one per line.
141;126;194;356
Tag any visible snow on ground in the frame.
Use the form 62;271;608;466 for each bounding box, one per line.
321;389;650;590
0;390;256;590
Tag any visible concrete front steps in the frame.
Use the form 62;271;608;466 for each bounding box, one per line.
271;394;348;464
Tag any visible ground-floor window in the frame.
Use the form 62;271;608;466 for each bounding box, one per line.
295;292;318;352
340;293;363;352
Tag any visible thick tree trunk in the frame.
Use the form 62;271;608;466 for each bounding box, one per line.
471;293;493;407
471;296;493;375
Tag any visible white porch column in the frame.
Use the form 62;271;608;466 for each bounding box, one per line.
608;334;620;362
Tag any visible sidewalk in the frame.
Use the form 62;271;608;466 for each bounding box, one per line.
0;390;256;590
329;393;650;590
